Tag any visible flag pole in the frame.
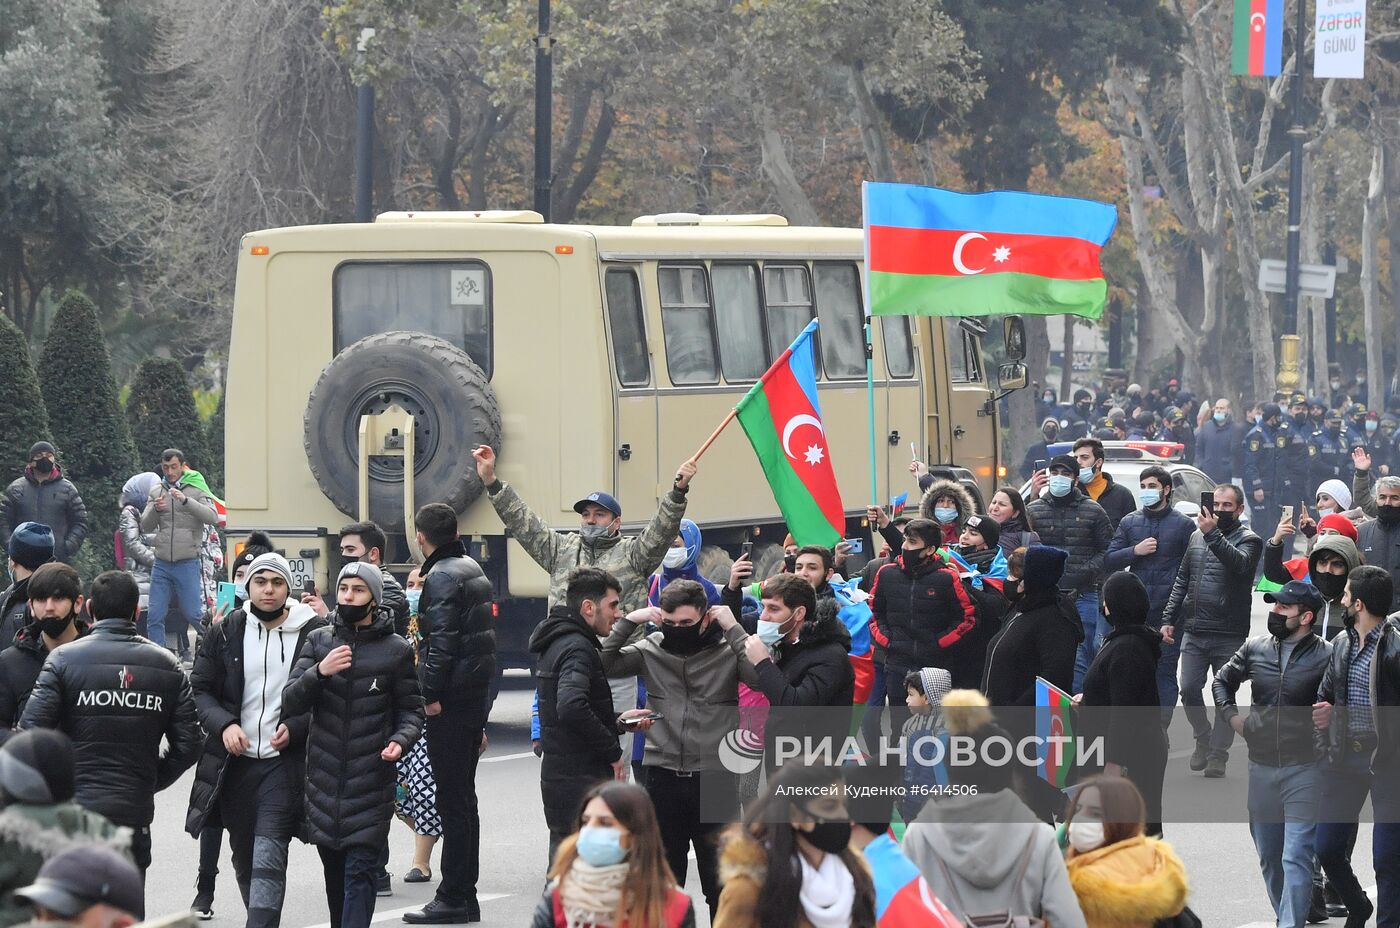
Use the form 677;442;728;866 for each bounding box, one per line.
861;181;880;508
686;318;821;465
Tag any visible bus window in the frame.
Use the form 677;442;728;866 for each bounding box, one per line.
880;316;915;379
763;265;815;361
604;268;649;387
943;319;984;384
334;261;492;377
658;265;719;385
814;263;865;380
711;264;768;382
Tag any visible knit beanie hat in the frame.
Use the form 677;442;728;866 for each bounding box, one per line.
8;522;54;571
1316;479;1353;512
1021;545;1068;597
27;442;55;459
963;514;1000;550
245;552;293;588
1101;570;1150;626
338;561;383;604
1317;513;1359;542
0;729;75;804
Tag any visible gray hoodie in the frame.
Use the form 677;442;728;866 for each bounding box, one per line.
902;789;1088;928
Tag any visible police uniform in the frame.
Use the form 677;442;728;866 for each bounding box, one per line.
1310;422;1351;489
1243;419;1287;533
1279;418;1314;506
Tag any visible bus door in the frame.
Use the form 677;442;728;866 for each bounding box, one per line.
602;264;660;512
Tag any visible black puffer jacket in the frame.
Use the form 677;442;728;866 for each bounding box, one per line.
418;539;496;722
1025;488;1112;594
184;607;328;836
1161;523;1262;638
0;578;30;653
0;615;92;730
379;568;410;638
753;607;854;707
1103;504;1196;627
869;554;978;673
1317;619;1400;767
281;608;423;850
1084;472;1137;529
1212;631;1332;767
1356;517;1400;612
19;619;202;827
0;468;88;563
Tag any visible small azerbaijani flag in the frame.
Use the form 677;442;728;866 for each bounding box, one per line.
863;181;1118;320
1035;676;1076;788
735;319;845;547
1232;0;1285;76
890;492;909;518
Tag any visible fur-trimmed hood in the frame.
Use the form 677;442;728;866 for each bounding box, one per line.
718;829;770;890
920;479;977;526
1066;835;1188;927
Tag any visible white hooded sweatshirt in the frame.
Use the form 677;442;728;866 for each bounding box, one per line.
241;602;318;759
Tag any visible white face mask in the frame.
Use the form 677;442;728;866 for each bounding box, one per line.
662;548;688;569
1068;819;1106;853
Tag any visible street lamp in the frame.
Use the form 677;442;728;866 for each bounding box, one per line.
355;27;376;224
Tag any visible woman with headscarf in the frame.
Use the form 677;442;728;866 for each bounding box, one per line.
1077;572;1169;836
117;473;160;621
647;519;721;607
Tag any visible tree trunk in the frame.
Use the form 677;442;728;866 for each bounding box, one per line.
554;101;615;223
1301;149;1327;393
848;63;896;182
755;103;821;226
1386;138;1400;398
1362;135;1385;398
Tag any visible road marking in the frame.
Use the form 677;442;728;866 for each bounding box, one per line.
1232;884;1374;928
480;751;537;764
300;894;512;928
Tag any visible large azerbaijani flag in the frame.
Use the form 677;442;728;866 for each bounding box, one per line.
735;319;844;547
1232;0;1285;76
1035;676;1076;788
863;182;1118;320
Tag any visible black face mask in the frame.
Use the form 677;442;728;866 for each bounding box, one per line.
1329;427;1342;439
1293;413;1308;425
248;601;287;623
1378;505;1400;526
1313;572;1346;601
1076;403;1092;414
800;814;853;855
660;620;716;655
1215;512;1239;533
32;459;54;475
36;612;73;639
1266;611;1296;640
337;601;372;623
901;548;927;574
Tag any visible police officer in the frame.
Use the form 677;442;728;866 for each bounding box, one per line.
1308;397;1328;433
1244;403;1288;537
1346;403;1369;447
1360;411;1394;477
1280;395;1316;508
1059;388;1096;441
1311;409;1351;490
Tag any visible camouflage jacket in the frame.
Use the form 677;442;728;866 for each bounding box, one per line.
0;802;129;928
487;483;688;611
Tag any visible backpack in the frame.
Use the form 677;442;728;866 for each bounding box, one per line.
933;841;1047;928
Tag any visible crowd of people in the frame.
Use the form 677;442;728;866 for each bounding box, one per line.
0;405;1396;928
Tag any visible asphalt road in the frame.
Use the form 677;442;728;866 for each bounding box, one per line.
142;598;1377;928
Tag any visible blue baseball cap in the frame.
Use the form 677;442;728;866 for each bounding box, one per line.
1263;579;1324;613
573;491;621;519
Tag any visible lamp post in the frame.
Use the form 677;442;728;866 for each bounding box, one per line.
533;0;553;221
1275;0;1307;396
354;27;376;224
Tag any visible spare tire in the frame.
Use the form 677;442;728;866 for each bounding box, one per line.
304;332;502;531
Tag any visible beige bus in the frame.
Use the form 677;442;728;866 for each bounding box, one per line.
224;210;1026;670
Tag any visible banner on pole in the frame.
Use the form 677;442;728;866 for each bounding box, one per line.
1315;0;1366;79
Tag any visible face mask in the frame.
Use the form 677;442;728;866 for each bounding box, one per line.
234;582;248;603
901;547;926;572
337;601;372;623
757;618;788;647
662;548;688;569
1078;467;1096;485
580;523;614;542
660;621;706;654
32;459;54;475
933;506;958;524
1138;488;1162;508
247;601;286;623
1367;421;1379;433
800;815;853;855
1358;377;1367;385
1329;427;1342;438
783;554;797;573
1068;819;1106;854
405;589;421;615
36;612;73;639
1293;413;1308;425
1379;505;1400;526
1213;412;1228;424
1215;512;1238;533
1313;572;1345;600
575;825;628;867
1043;428;1057;441
1048;475;1073;498
1043;393;1054;402
1331;381;1342;390
1077;403;1091;414
1267;610;1297;640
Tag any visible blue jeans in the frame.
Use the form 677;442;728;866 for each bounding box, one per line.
1157;636;1181;729
146;558;203;651
1316;754;1400;926
1072;591;1106;693
1248;761;1319;928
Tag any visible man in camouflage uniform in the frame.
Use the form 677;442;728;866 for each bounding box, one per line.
470;445;696;756
1244;403;1289;543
